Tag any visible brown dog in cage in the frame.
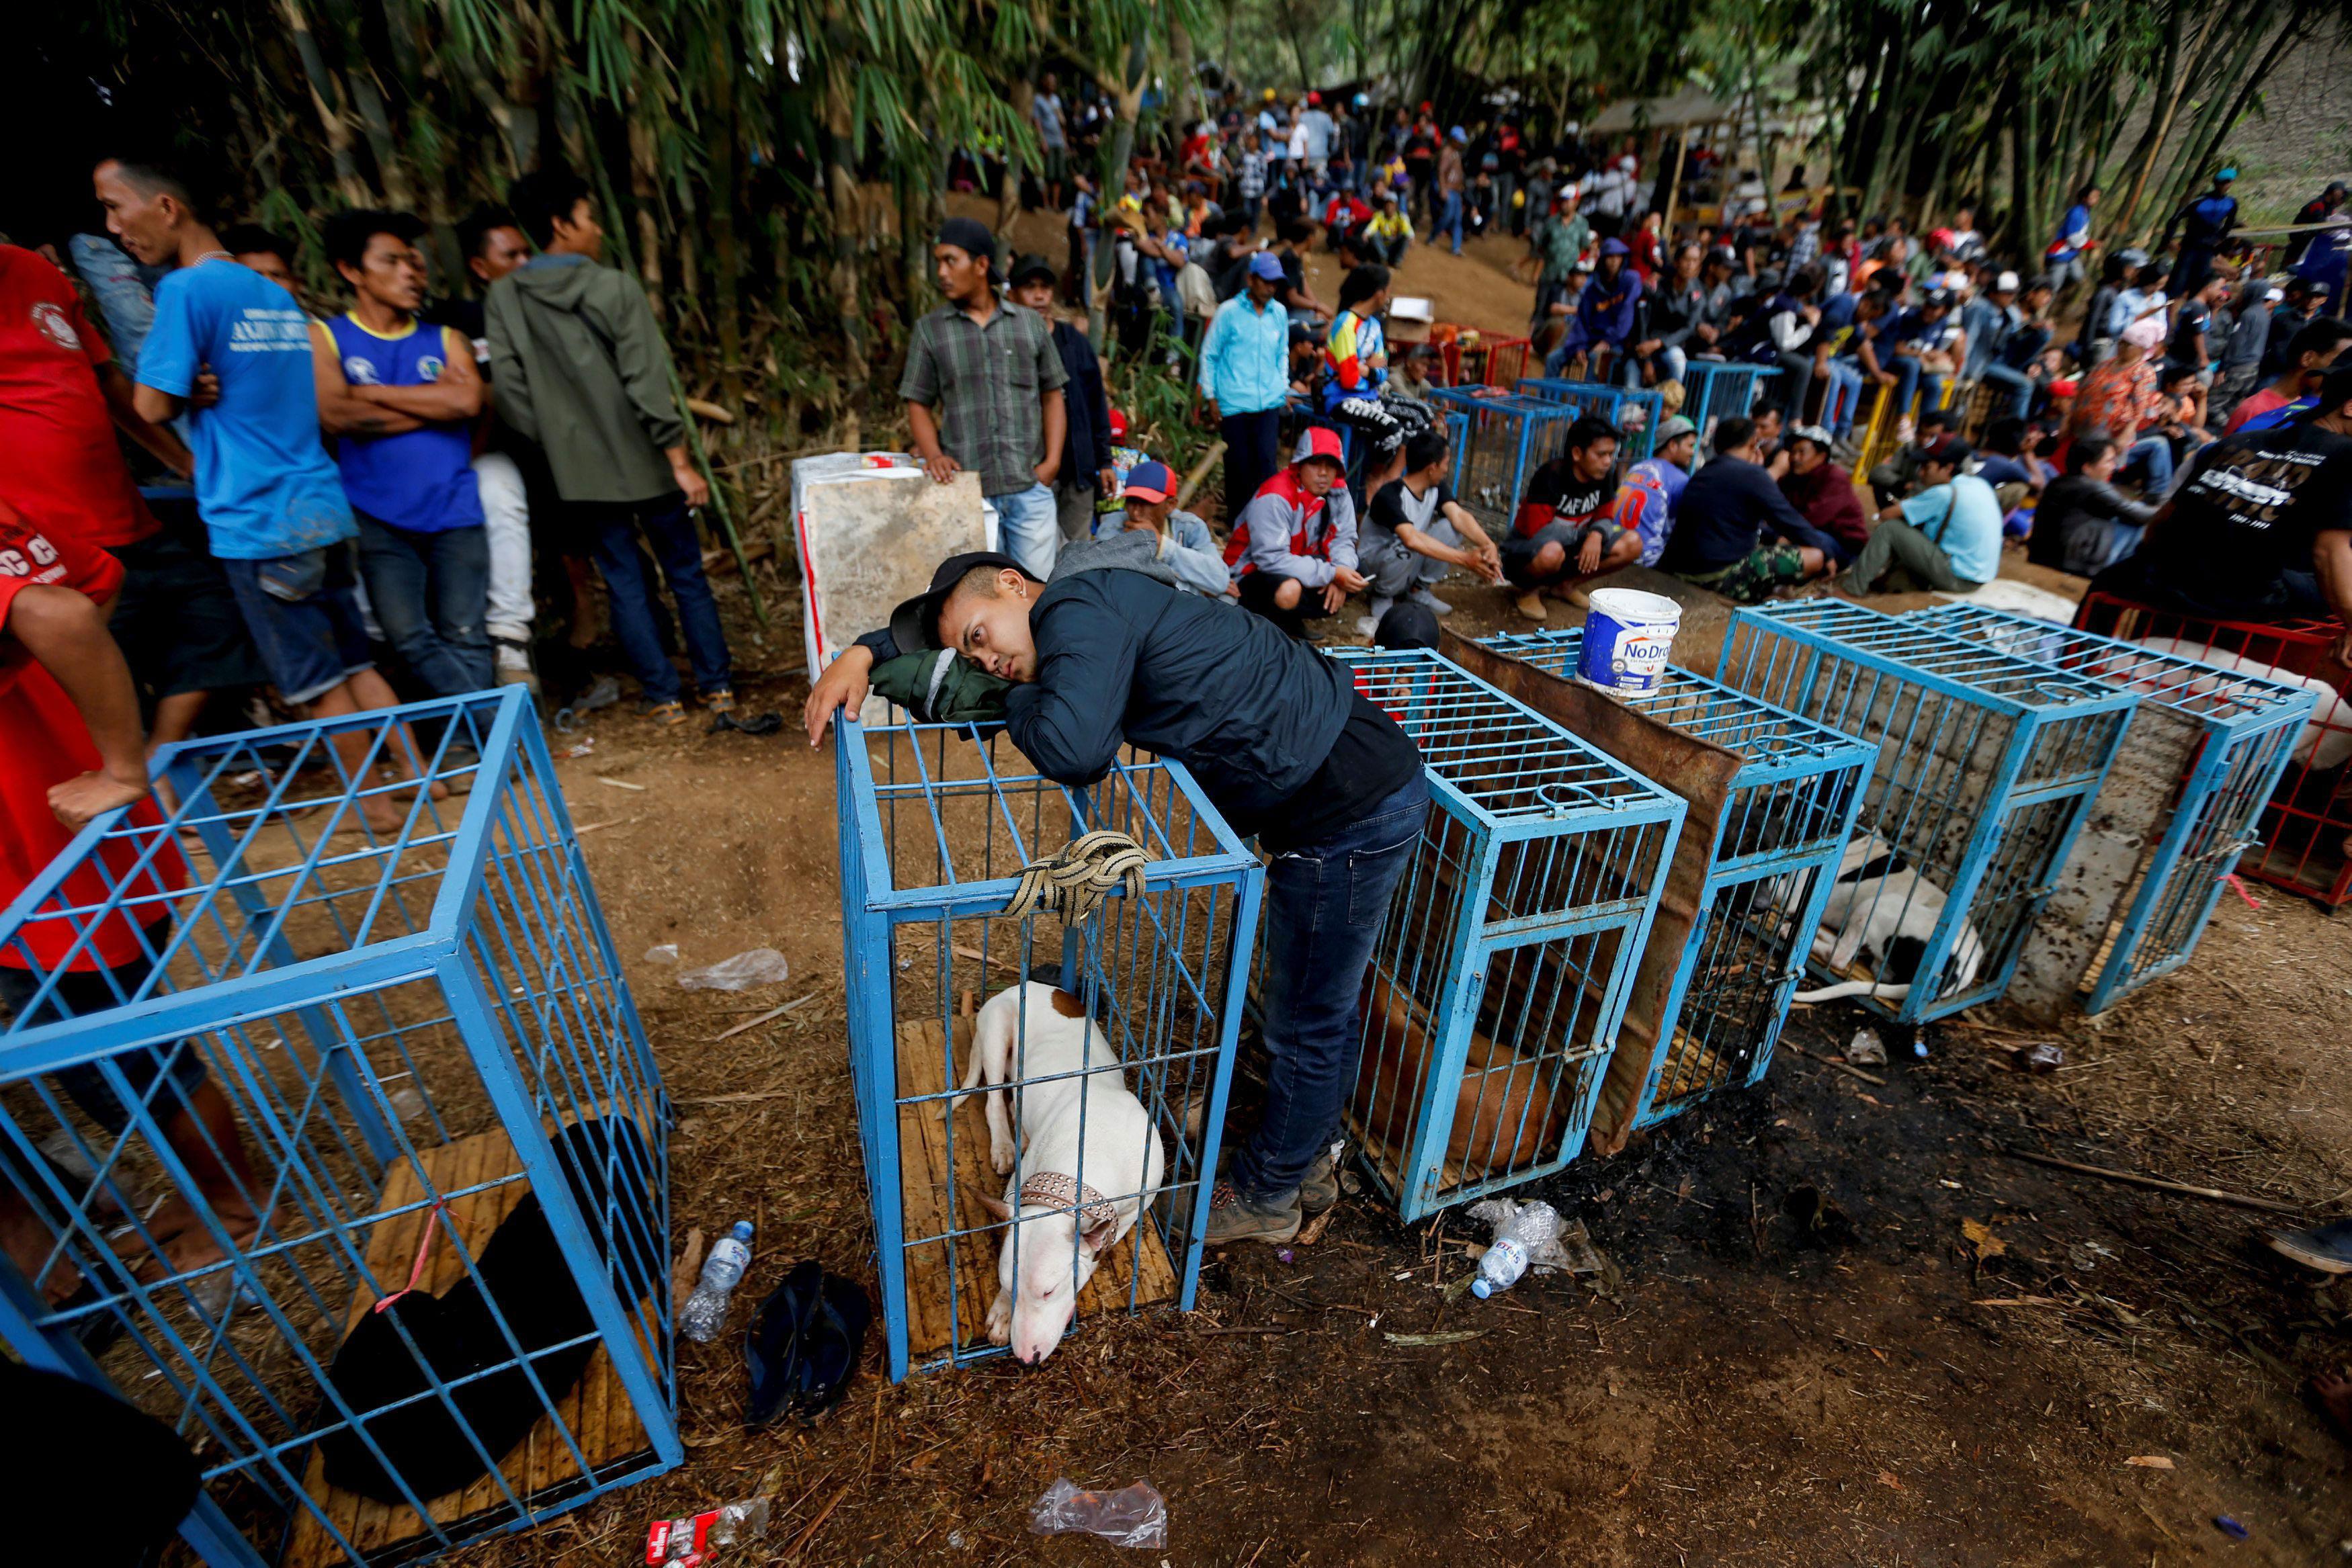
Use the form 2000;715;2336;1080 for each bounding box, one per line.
1350;969;1566;1182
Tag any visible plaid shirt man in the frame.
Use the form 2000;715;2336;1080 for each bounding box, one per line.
1788;219;1822;271
900;298;1070;497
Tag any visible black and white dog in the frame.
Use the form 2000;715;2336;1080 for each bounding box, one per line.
1779;831;1985;1004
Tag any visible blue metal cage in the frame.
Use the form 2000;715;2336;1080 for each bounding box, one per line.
837;719;1261;1379
1906;605;2316;1014
1514;379;1665;462
1681;362;1778;452
1716;601;2135;1024
1325;650;1685;1219
1428;388;1576;537
1480;631;1875;1135
0;690;675;1568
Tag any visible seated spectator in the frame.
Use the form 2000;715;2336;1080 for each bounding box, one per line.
2224;314;2352;435
1223;426;1366;638
2095;362;2352;627
1323;188;1371;255
1501;415;1621;621
2027;433;2157;577
1658;414;1839;602
1355;429;1502;634
1841;435;2001;594
1392;342;1439;402
1867;405;1957;499
1820;289;1896;445
1547;237;1642;381
1978;276;2056;423
1364;193;1412;265
1777;424;1868;564
1586;415;1700;572
1093;458;1230;597
1971;417;2049;510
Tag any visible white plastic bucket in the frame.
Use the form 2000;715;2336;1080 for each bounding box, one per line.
1578;588;1681;693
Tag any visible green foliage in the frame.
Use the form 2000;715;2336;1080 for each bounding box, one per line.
1104;313;1212;482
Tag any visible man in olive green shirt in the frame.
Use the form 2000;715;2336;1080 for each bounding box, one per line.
487;170;735;724
1530;185;1590;335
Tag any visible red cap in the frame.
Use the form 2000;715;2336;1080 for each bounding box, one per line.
1107;408;1128;439
1306;91;1321;105
1296;426;1346;469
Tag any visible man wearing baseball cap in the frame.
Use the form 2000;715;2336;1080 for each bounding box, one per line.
1196;253;1291;519
1778;424;1870;564
1092;458;1230;596
802;533;1429;1248
1587;414;1701;574
1546;236;1640;382
1224;425;1367;638
901;218;1069;577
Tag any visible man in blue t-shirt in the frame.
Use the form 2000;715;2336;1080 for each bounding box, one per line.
1841;435;2001;594
314;209;492;697
98;156;415;831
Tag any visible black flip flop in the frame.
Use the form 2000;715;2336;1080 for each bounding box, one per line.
742;1261;868;1425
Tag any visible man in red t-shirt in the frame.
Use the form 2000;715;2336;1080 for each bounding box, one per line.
0;241;261;760
0;498;259;1303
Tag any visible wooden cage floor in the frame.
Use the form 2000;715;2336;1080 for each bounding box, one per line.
894;1018;1176;1361
284;1126;657;1568
1650;1027;1734;1108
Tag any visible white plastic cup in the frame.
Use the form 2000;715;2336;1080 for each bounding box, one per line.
1578;587;1681;693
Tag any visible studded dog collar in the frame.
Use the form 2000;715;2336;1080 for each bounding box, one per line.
1018;1171;1120;1236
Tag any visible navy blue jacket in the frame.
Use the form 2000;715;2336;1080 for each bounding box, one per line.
1052;320;1112;484
857;556;1413;842
1659;455;1841;574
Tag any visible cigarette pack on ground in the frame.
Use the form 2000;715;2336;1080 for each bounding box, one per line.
791;453;995;723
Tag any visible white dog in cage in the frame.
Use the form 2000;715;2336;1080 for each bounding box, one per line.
1775;831;1986;1004
953;982;1164;1364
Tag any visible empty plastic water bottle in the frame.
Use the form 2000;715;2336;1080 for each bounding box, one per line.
680;1221;754;1342
1470;1200;1563;1299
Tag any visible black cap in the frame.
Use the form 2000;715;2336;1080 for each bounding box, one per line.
887;552;1041;653
1373;600;1442;650
1008;252;1056;287
2314;363;2352;417
935;216;997;266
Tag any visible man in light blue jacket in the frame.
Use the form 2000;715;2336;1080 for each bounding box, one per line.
1092;459;1234;597
1198;253;1292;518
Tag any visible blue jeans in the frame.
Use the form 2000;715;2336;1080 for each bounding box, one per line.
1886;357;1922;421
1981;364;2034;422
2124;435;2174;498
219;543;376;707
1824;359;1867;438
582;494;732;703
989;482;1062;578
356;514;493;697
1439;190;1464;253
1230;771;1431;1203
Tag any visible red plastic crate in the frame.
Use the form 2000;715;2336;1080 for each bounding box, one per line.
1427;330;1531;390
2075;591;2352;905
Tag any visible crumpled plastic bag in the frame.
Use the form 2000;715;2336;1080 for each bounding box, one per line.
1027;1479;1167;1549
677;949;790;992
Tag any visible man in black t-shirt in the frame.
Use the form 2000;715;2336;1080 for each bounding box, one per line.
1498;417;1624;621
2100;365;2352;651
1356;428;1503;634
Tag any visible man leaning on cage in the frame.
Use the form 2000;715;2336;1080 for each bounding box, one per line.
805;533;1428;1248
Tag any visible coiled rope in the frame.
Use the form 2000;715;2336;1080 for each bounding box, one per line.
1001;829;1150;923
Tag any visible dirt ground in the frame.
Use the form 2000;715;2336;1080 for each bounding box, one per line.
400;536;2352;1568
